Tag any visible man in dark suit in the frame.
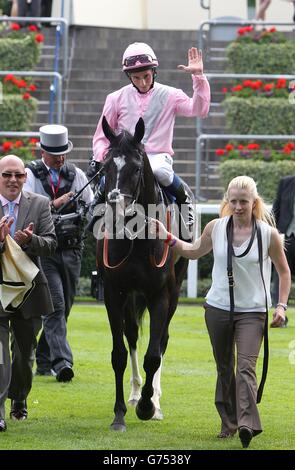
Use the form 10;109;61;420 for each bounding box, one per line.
0;154;56;433
272;175;295;327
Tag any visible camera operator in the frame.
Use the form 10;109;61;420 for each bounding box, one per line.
24;124;94;382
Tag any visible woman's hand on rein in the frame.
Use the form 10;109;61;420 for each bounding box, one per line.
149;218;169;240
270;306;286;328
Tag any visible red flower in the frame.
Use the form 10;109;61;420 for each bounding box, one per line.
35;33;45;43
243;80;254;88
22;92;31;100
28;84;37;91
263;83;274;92
215;149;225;156
4;74;15;83
17;79;28;89
10;23;21;31
28;25;38;32
251;80;263;89
276;78;287;89
221;87;228;93
29;138;39;145
14;140;24;148
231;85;243;92
225;144;234;151
247;143;260;150
2;141;13;151
269;27;277;33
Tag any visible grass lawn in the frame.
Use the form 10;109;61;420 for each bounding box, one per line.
1;304;295;450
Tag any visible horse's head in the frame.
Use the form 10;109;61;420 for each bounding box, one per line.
102;116;146;210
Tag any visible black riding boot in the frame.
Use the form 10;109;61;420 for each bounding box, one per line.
173;183;195;240
165;174;195;241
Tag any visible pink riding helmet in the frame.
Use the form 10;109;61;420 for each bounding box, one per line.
122;42;159;72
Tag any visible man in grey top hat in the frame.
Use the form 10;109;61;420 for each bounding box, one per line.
24;124;94;381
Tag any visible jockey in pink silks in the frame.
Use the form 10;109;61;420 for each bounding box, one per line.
89;42;211;232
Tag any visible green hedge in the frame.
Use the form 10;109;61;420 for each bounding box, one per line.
219;160;295;202
0;94;38;131
0;34;41;70
226;42;295;74
224;97;295;135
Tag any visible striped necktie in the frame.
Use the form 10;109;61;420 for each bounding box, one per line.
8;201;16;237
49;168;59;186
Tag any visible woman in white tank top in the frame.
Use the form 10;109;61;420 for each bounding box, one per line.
150;175;290;449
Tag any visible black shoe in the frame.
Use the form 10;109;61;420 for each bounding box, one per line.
239;426;253;448
10;400;28;421
56;366;74;382
0;419;7;432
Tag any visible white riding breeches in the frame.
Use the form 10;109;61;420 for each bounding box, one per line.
147;153;174;187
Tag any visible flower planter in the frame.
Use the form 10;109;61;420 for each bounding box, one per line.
0;94;38;131
223;96;295;135
220;160;295;202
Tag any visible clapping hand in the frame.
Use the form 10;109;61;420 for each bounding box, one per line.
0;216;13;242
177;47;204;75
14;222;34;246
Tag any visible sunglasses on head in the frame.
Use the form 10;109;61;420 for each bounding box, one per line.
0;172;26;179
124;54;154;67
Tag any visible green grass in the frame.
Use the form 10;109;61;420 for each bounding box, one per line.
1;305;295;450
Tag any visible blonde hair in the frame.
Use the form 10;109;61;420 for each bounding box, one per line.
220;175;275;226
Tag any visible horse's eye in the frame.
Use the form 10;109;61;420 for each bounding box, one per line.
135;168;141;174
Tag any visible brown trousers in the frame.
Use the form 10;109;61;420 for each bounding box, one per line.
204;304;265;435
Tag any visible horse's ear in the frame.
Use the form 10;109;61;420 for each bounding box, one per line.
134;118;145;144
102;116;116;143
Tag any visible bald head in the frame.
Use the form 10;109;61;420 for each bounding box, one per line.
0;154;25;172
0;154;27;201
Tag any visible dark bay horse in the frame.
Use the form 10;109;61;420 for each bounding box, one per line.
96;116;188;431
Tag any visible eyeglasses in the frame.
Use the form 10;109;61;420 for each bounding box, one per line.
0;172;26;179
124;54;154;67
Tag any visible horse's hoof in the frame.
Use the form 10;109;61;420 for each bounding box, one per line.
152;408;164;421
110;422;126;432
128;399;138;407
135;399;155;421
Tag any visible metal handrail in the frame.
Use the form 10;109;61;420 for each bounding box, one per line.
196;134;295;199
0;16;69;77
0;70;62;123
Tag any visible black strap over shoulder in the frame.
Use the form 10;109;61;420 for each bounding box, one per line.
226;215;269;404
26;160;76;201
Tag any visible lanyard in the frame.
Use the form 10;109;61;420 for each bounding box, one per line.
48;172;61;198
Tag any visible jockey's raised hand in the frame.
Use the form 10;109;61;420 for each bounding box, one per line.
177;47;204;75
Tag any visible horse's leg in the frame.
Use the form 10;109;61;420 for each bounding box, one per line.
104;286;128;432
136;291;169;421
151;263;187;421
151;356;163;420
123;299;143;406
128;348;143;406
